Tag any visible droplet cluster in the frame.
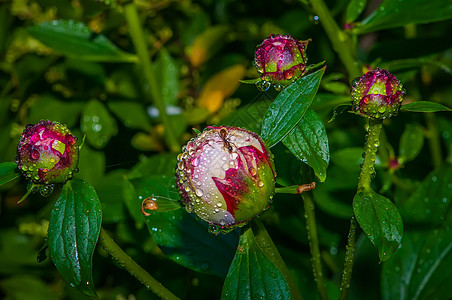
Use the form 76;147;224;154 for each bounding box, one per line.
176;126;276;234
351;68;405;119
254;34;309;91
16;120;79;185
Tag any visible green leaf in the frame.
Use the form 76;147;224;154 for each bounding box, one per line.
399;123;424;163
221;226;291;299
261;67;325;148
153;49;179;105
27;20;137;62
76;144;106;187
353;189;403;262
381;228;452;300
399;164;452;225
353;0;452;34
0;275;59;300
127;153;177;179
0;162;19;187
129;175;239;276
95;170;127;224
331;147;364;172
345;0;368;23
108;101;151;131
81;99;118;149
401;101;452;113
48;179;102;297
27;95;84;128
282;110;329;182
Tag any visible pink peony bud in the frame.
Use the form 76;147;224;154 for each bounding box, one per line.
176;126;276;234
351;68;405;119
254;34;309;90
16;120;79;185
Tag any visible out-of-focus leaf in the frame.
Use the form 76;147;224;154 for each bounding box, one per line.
130;132;159;152
399;123;424;163
261;67;325;148
127;153;177;179
353;189;403;262
27;95;84;128
382;58;451;74
331;147;364;172
353;0;452;34
108;101;151;131
153;49;179;106
313;184;353;219
187;25;229;67
129;175;239;276
81;99;118;149
282;110;329;182
401;101;452;113
198;64;246;113
381;228;452;300
184;107;211;125
27;20;137;62
0;275;59;300
76;144;106;187
345;0;367;23
221;226;291;299
48;179;102;297
0;162;19;187
95;170;127;224
399;164;452;225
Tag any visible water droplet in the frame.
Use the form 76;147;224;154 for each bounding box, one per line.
258;181;264;187
195;188;204;197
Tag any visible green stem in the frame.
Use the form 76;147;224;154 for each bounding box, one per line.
275;183;316;194
251;220;304;300
339;118;382;299
308;0;361;79
99;228;180;300
338;217;357;300
124;2;180;153
300;165;328;300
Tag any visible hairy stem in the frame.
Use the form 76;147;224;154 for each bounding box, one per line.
99;228;180;300
308;0;361;79
338;217;357;300
301;165;328;300
124;2;180;152
251;220;304;300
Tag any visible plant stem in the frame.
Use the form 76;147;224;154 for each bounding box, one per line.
124;2;180;153
300;165;328;300
251;220;304;300
275;183;316;194
338;217;357;300
99;227;180;300
339;118;382;299
308;0;361;79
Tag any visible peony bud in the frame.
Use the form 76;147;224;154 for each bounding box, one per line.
351;68;405;119
176;126;276;234
254;34;309;90
16;120;79;185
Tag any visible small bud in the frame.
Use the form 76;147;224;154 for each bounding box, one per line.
16;120;79;185
254;34;309;90
176;126;276;233
351;68;405;119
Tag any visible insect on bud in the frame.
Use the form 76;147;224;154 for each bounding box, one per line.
176;126;276;234
16;120;79;185
254;34;309;91
351;68;405;119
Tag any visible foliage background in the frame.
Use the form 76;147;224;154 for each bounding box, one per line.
0;0;451;299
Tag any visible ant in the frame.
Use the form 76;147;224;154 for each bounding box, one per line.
219;128;235;153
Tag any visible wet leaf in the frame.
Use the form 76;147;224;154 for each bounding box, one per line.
108;101;151;131
399;164;452;225
81;99;118;149
261;67;325;148
401;101;452;113
128;175;239;276
221;226;291;299
0;162;19;187
399;123;424;163
27;20;137;62
354;0;452;34
381;228;452;300
48;179;102;297
282;109;330;182
353;189;403;262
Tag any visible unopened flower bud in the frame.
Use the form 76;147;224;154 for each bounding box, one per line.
351;68;405;119
176;126;276;234
254;34;309;90
16;120;79;185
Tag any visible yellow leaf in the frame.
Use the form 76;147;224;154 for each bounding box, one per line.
198;64;246;113
187;25;229;67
